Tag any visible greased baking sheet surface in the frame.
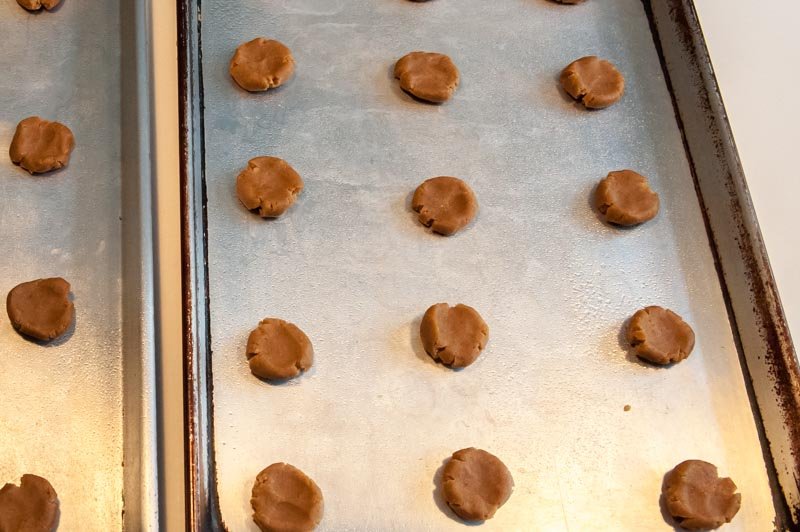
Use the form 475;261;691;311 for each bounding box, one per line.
0;1;124;529
199;0;774;529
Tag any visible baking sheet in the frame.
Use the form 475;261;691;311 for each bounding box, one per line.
0;0;158;529
191;0;779;529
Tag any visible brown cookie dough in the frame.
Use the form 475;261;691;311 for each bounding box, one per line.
7;277;74;342
230;38;295;92
236;156;304;218
663;460;741;530
17;0;61;10
442;448;513;521
9;117;74;174
251;463;323;532
0;474;59;532
420;303;488;368
394;52;459;103
595;170;659;226
247;318;313;381
560;56;625;109
412;176;477;236
627;306;695;365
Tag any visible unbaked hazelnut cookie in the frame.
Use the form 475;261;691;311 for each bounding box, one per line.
595;170;659;226
627;306;695;365
6;277;74;341
236;156;304;218
663;460;741;530
394;51;459;103
16;0;61;11
251;463;323;531
9;117;74;174
0;474;59;532
420;303;488;368
442;448;513;521
560;56;624;109
412;176;477;236
230;38;295;92
246;318;313;381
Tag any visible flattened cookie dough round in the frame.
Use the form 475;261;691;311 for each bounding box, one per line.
412;176;477;236
7;277;74;341
595;170;659;226
394;51;459;103
627;306;695;365
9;117;74;174
230;38;295;92
442;448;513;521
251;463;323;532
247;318;313;381
560;56;624;109
17;0;61;10
663;460;741;530
0;474;59;532
236;156;304;218
420;303;488;368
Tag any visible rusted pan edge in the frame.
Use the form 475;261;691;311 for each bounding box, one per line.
178;0;223;529
648;0;800;528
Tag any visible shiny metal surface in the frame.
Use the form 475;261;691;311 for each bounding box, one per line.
194;0;777;529
0;0;158;529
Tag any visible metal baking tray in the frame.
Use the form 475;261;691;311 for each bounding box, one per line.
0;0;159;529
179;0;800;529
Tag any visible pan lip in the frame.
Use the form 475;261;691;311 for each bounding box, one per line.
177;0;226;528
